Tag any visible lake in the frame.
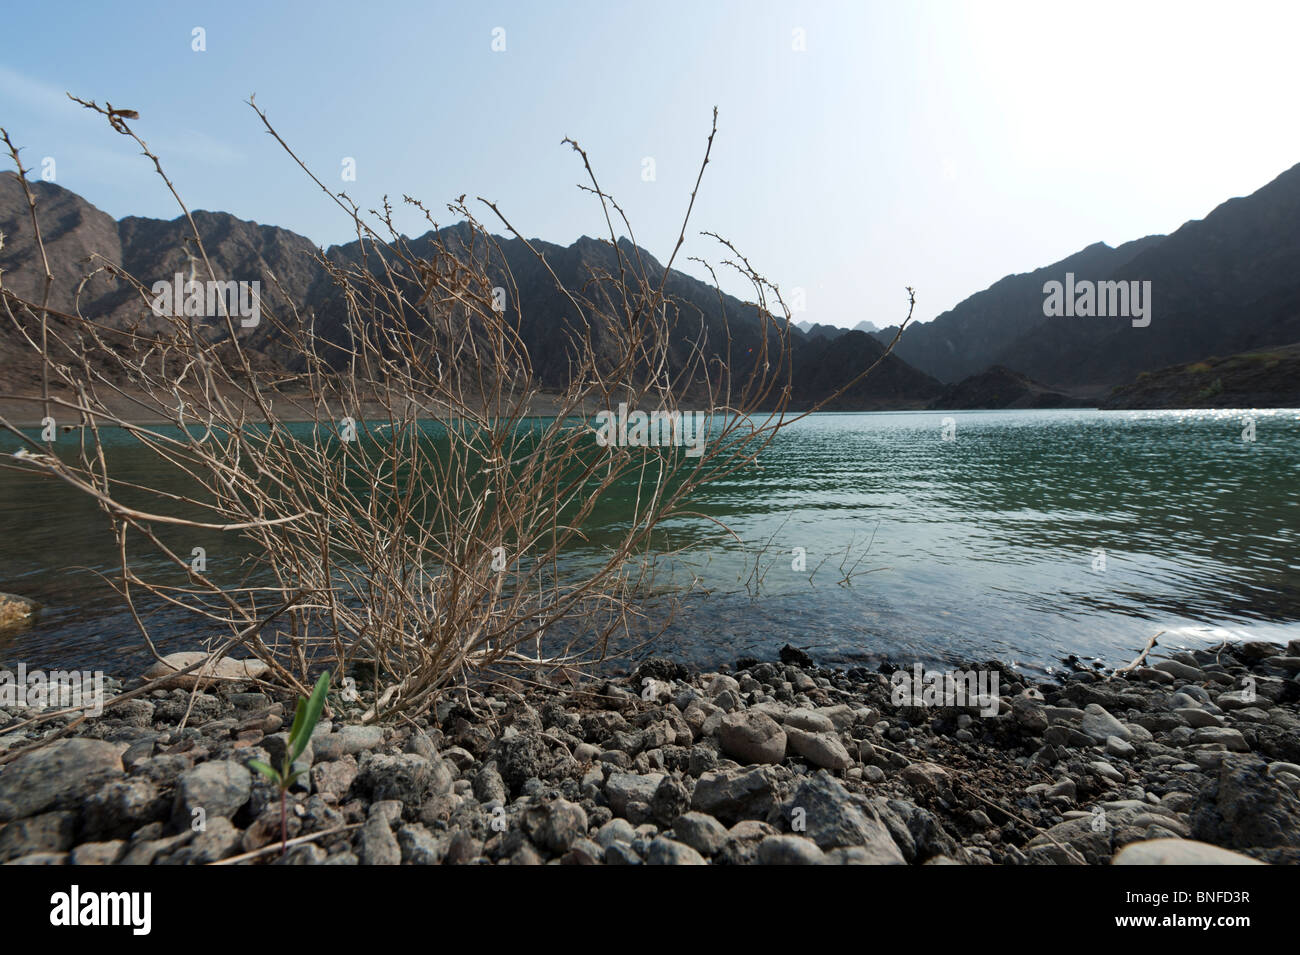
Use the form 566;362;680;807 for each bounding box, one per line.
2;408;1298;677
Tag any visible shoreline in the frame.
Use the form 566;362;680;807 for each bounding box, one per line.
0;641;1296;864
8;392;1300;431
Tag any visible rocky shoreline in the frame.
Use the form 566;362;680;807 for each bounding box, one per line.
0;639;1298;865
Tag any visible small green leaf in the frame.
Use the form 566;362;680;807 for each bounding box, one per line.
248;759;282;785
290;671;332;765
287;696;307;746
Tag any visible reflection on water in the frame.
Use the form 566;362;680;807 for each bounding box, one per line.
2;408;1298;676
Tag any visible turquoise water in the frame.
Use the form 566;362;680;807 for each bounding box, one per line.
2;408;1298;676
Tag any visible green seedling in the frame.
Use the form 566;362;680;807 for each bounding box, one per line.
249;671;331;858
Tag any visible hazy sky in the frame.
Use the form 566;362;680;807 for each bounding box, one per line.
2;0;1298;328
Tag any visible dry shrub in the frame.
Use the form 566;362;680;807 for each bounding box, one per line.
0;98;911;721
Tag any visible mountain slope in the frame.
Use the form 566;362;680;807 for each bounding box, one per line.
874;161;1300;393
0;175;939;410
994;163;1300;389
929;365;1090;410
873;236;1163;383
1100;343;1300;409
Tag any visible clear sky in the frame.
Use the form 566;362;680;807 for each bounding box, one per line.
2;0;1298;328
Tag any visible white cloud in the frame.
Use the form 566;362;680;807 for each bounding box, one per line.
0;64;81;117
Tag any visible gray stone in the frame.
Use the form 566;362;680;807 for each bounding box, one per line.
1090;760;1126;783
188;817;242;863
309;756;358;800
523;798;588;853
671;811;729;856
645;836;706;865
8;851;67;864
354;752;453;817
1190;727;1249;752
786;771;904;859
785;726;852;770
826;843;910;864
604;842;642;865
173;760;251;823
1113;838;1265;865
605;772;663;817
369;800;403;826
120;831;193;865
358;814;401;865
1135;667;1175;684
1106;736;1136;758
1011;695;1048;733
0;811;76;861
114;699;156;728
1191;755;1300;850
311;725;385;761
1175;707;1223;728
397;823;446;864
275;844;326;865
782;709;836;734
69;840;125;865
1217;691;1260;710
1080;704;1131;743
757;834;827;864
142;651;269;688
706;675;740;698
692;766;785;824
595;818;637;848
0;738;126;822
1047;777;1077;800
562;836;604;865
901;761;951;793
719;819;780;865
1153;660;1204;682
473;764;508;805
717;710;787;765
83;777;166;840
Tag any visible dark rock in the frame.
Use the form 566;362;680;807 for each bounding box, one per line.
692;766;786;824
0;810;76;861
0;738;126;822
650;775;690;826
757;834;827;864
83;777;167;840
785;771;903;858
522;798;588;854
779;645;814;668
354;753;452;818
358;814;401;865
645;835;706;865
1191;755;1300;850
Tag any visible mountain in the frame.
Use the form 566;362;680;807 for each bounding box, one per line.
872;237;1163;384
1100;343;1300;409
874;161;1300;395
929;365;1090;410
791;330;941;409
991;163;1300;391
794;321;851;341
0;174;937;411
